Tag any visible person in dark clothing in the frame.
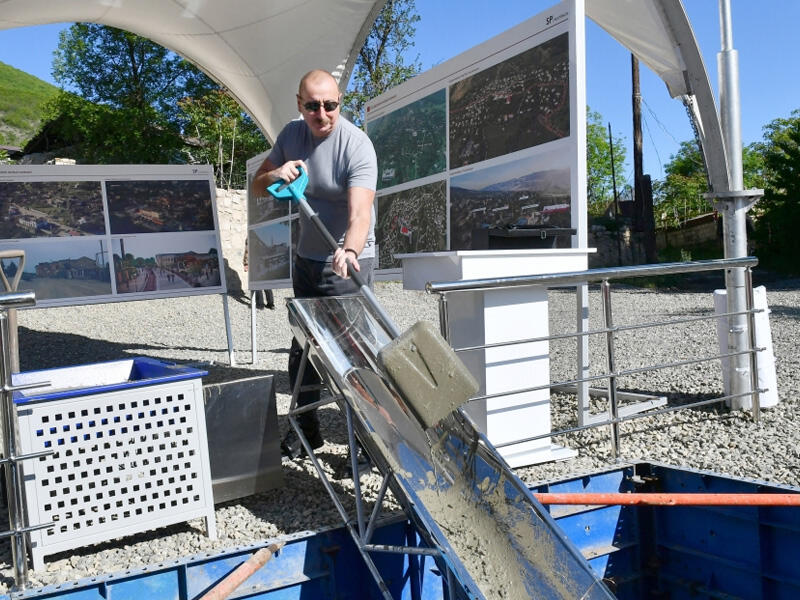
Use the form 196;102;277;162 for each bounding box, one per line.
251;69;377;460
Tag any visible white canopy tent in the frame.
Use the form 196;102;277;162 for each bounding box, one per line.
1;0;727;183
0;0;385;144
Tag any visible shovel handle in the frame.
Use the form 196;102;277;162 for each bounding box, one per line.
266;168;400;337
267;168;370;289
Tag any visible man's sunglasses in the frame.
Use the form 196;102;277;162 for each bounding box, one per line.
302;100;340;113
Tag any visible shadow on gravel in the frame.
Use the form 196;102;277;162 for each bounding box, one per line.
768;304;800;321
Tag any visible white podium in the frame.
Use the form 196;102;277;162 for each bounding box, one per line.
397;249;593;468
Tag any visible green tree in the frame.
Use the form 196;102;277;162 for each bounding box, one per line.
654;139;765;229
48;23;215;163
586;108;628;216
53;23;211;119
41;91;186;163
179;89;268;187
750;109;800;271
343;0;422;127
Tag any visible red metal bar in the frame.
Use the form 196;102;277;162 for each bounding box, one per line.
533;493;800;506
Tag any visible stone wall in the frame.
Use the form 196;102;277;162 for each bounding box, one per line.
214;188;249;292
655;213;720;251
587;223;647;268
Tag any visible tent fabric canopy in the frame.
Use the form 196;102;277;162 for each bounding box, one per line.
0;0;728;188
0;0;384;144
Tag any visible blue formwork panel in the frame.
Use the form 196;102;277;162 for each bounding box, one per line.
12;357;207;403
0;518;445;600
532;462;800;600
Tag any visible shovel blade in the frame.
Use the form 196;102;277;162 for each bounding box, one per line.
377;320;478;430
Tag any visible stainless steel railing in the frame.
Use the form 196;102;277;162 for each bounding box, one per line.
427;257;763;459
0;290;53;591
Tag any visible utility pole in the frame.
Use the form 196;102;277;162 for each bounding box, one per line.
631;54;657;262
631;54;643;231
608;122;619;218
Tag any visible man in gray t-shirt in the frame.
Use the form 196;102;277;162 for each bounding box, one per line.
252;69;378;461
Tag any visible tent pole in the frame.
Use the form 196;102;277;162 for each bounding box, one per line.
715;0;753;410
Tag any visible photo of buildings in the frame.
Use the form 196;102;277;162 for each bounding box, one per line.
376;180;447;269
367;89;447;190
450;161;570;250
106;179;215;234
449;32;570;167
247;169;291;225
0;181;106;238
112;232;221;293
0;238;112;300
249;220;291;282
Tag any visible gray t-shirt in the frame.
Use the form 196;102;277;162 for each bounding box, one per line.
268;117;377;261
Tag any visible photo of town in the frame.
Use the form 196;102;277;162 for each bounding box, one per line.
112;232;221;294
449;32;570;167
367;89;447;190
0;238;112;301
106;179;215;234
249;220;291;282
376;180;447;269
247;169;291;225
0;180;106;238
449;162;571;250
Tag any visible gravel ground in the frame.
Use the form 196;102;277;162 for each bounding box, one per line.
2;278;799;593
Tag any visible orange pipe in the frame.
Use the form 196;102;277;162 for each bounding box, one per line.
199;541;284;600
533;492;800;506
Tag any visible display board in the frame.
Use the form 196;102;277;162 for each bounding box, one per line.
366;0;585;273
244;0;585;285
245;151;296;290
0;165;226;307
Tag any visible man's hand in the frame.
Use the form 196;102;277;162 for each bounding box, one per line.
271;160;307;183
332;247;359;279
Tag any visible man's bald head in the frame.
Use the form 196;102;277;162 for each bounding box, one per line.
296;69;342;138
298;70;339;96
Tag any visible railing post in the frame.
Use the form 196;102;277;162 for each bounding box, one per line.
0;307;30;589
601;279;620;458
437;293;450;340
744;267;761;424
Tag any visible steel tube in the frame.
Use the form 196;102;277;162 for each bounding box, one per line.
0;291;35;310
470;346;760;404
345;403;367;539
427;257;757;294
452;308;761;354
535;492;800;506
745;267;761;423
495;389;765;449
601;281;620;458
0;311;29;589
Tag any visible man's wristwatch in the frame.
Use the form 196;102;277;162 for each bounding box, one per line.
343;248;358;257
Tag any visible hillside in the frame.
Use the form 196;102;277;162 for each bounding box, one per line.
0;61;59;147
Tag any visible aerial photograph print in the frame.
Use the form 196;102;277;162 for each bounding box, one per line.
376;180;447;268
106;179;215;234
449;32;570;167
0;180;106;238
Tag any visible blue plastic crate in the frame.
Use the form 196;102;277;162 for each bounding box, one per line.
12;357;208;404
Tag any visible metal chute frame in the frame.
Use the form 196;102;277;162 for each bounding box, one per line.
285;294;615;600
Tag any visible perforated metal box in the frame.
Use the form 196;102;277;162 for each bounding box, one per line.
13;358;217;570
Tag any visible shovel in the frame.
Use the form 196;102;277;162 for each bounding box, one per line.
267;167;478;430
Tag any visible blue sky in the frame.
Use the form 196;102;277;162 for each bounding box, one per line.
0;1;797;186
